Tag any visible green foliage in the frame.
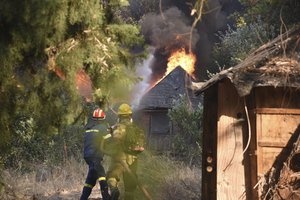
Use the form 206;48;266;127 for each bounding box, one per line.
124;0;159;21
0;0;144;168
168;95;203;165
212;19;275;68
239;0;300;31
108;24;144;47
68;0;104;26
110;0;130;7
4;123;84;169
209;0;300;74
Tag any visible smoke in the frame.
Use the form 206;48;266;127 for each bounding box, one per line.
130;0;241;105
139;0;241;82
141;7;201;83
131;50;154;109
141;7;200;51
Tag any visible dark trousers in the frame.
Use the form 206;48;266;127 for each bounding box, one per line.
80;157;110;200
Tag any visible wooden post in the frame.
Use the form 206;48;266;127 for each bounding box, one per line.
202;84;218;200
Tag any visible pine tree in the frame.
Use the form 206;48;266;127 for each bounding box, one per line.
0;0;144;163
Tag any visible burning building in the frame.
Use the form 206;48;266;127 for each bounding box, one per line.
136;49;202;151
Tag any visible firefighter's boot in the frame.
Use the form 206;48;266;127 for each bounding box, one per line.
80;184;93;200
99;179;110;200
108;177;120;200
110;187;120;200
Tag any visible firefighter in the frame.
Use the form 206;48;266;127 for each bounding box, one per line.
80;108;111;200
106;103;145;200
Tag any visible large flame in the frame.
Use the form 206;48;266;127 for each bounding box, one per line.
167;48;196;77
146;48;196;92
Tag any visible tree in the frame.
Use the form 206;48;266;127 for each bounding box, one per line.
239;0;300;30
0;0;144;166
126;0;160;21
210;0;300;70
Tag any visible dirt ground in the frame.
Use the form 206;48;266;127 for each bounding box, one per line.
2;186;102;200
34;189;101;200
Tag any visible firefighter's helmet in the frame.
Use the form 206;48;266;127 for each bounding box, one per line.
117;103;132;115
92;108;106;120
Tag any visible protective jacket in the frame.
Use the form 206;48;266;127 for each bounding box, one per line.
106;118;145;200
80;118;111;200
83;120;109;159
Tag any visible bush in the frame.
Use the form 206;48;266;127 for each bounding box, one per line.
213;18;276;68
3;121;84;170
168;95;203;166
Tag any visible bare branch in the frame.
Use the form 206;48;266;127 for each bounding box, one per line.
189;0;206;53
280;6;288;57
159;0;166;21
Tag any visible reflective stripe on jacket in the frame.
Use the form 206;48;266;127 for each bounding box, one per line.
83;124;110;158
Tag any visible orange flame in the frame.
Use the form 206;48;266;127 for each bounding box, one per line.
75;69;93;102
48;64;93;102
146;48;196;92
166;48;196;77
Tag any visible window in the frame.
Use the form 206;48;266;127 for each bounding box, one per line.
150;111;171;134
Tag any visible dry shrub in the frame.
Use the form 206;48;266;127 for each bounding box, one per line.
1;152;202;200
0;157;104;200
261;128;300;200
159;167;201;200
135;151;201;200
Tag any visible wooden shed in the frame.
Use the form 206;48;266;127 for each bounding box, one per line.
138;66;201;151
193;27;300;199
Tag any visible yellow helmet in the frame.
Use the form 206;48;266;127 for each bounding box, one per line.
118;103;132;115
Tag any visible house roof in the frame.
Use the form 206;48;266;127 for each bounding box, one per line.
139;66;199;109
193;26;300;97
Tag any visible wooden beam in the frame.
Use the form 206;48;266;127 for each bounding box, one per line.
257;141;287;148
254;108;300;115
245;92;259;200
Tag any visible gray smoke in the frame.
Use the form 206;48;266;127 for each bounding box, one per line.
141;7;200;51
138;0;241;81
129;0;241;94
129;0;241;107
